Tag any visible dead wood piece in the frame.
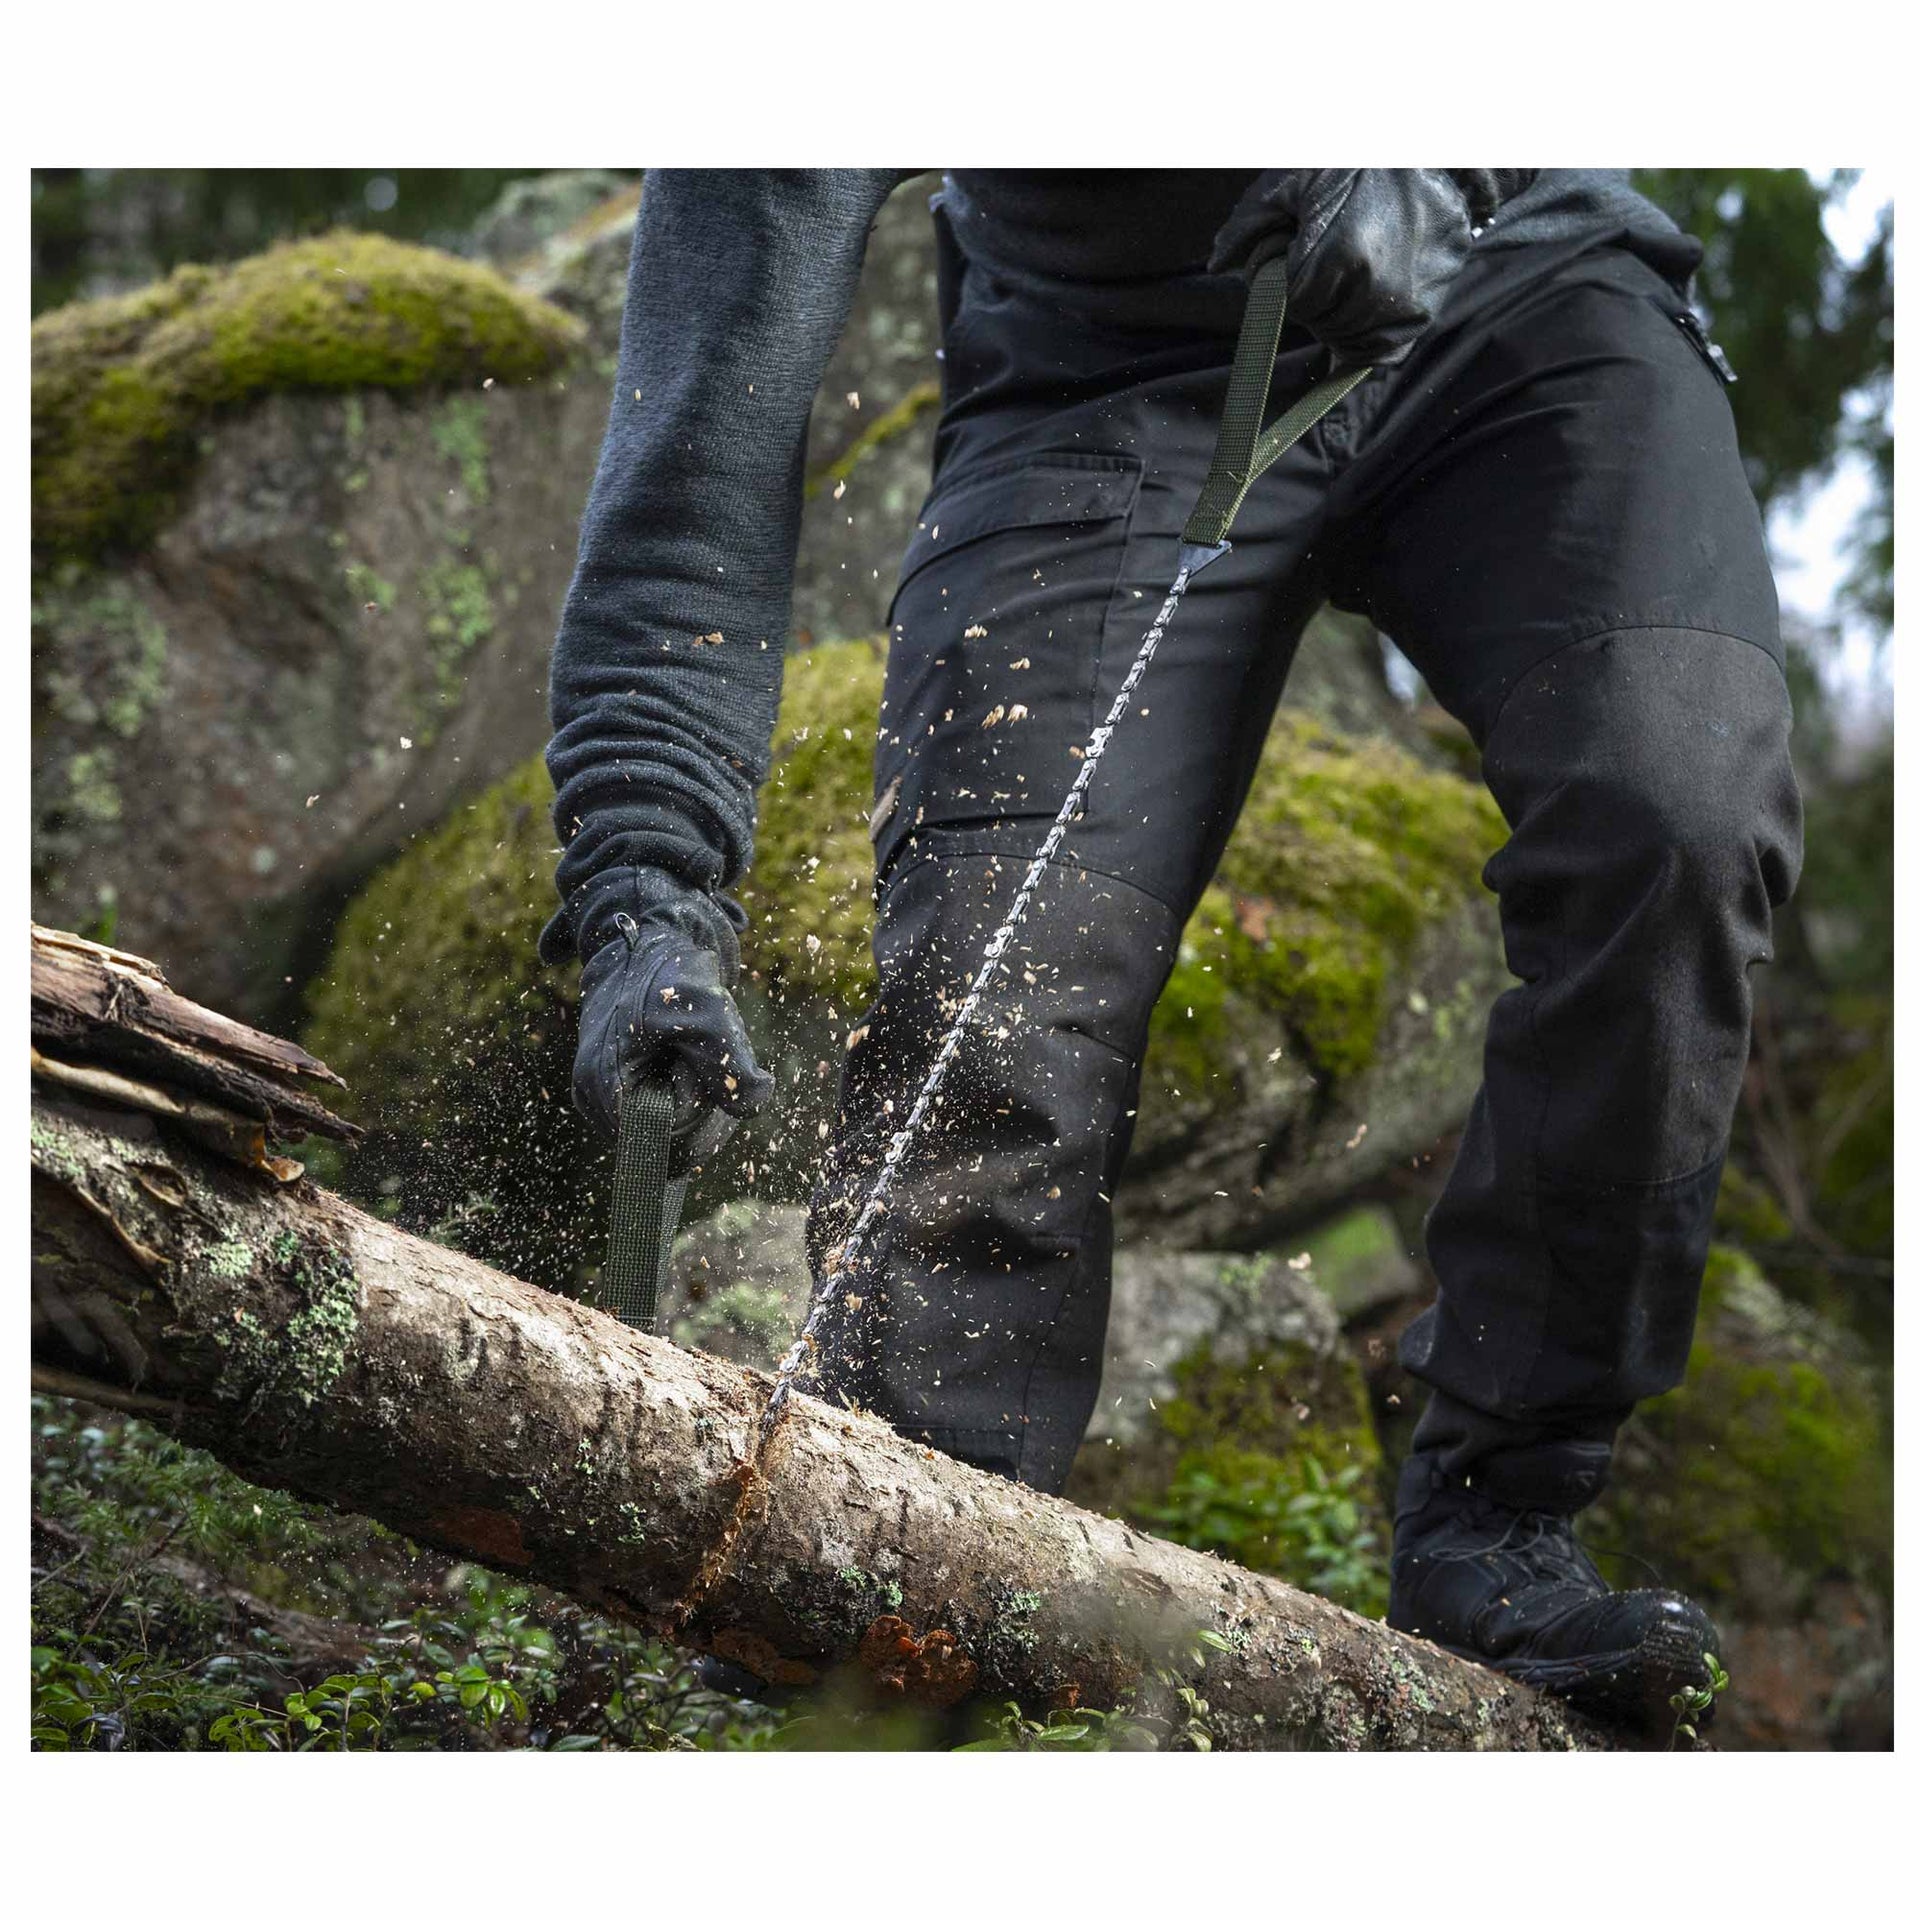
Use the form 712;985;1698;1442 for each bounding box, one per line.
31;923;359;1156
31;1050;308;1180
25;923;1627;1750
30;1014;359;1143
31;923;345;1090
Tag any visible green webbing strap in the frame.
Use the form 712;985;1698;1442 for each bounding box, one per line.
1182;254;1372;551
600;1076;686;1334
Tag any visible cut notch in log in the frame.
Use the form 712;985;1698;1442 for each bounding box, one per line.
27;922;1627;1751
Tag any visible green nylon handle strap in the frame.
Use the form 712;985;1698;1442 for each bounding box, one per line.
1181;253;1371;551
600;1076;686;1334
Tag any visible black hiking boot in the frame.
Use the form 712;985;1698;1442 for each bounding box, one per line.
1389;1473;1722;1735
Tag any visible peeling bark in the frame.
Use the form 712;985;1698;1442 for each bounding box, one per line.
26;924;1623;1751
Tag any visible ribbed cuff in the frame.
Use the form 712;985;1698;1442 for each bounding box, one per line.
540;864;747;976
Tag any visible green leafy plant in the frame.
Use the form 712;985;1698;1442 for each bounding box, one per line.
1669;1652;1732;1748
956;1672;1214;1753
1140;1451;1389;1617
30;1644;218;1751
209;1672;412;1752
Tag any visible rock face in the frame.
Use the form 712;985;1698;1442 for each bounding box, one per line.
464;170;640;275
792;179;945;646
31;231;586;564
1063;1246;1389;1620
31;233;594;1027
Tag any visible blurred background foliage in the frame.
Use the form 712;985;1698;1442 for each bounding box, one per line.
1634;167;1893;631
30;169;545;314
30;168;1893;1750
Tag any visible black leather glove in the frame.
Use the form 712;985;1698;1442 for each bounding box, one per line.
1209;168;1538;371
568;869;774;1146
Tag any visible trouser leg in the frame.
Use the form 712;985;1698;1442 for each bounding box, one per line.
1399;628;1804;1511
1320;243;1806;1514
802;360;1331;1492
806;849;1181;1490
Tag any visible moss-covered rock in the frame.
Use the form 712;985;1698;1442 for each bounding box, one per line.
32;230;584;561
304;644;889;1132
31;236;604;1025
1585;1245;1892;1622
1151;709;1502;1084
1121;703;1507;1246
738;641;888;1008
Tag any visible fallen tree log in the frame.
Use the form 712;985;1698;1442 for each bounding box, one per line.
28;924;1620;1750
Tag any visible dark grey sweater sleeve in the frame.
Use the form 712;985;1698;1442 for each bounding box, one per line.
541;168;912;967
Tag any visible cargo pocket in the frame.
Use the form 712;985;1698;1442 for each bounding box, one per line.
871;449;1142;881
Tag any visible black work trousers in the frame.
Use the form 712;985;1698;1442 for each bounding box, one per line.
802;230;1804;1511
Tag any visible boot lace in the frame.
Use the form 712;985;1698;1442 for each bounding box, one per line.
1425;1505;1607;1595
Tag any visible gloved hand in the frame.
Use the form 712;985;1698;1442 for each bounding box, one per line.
568;871;774;1146
1209;168;1537;371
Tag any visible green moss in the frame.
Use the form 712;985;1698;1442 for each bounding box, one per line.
419;557;496;721
203;1242;256;1280
32;230;584;560
977;1583;1047;1665
29;1114;90;1185
306;640;1494;1141
1147;709;1504;1087
803;379;941;501
430;394;493;505
836;1566;905;1611
300;641;1494;1286
305;638;888;1129
1712;1162;1795;1249
301;645;887;1284
305;751;561;1119
1585;1245;1892;1613
1378;1642;1439;1717
741;641;888;1007
276;1248;360;1412
32;571;172;856
201;1227;359;1421
342;561;397;614
65;751;123;825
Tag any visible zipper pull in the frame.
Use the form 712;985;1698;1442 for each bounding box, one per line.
1674;308;1738;385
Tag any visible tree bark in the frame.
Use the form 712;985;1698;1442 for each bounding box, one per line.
28;925;1621;1750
